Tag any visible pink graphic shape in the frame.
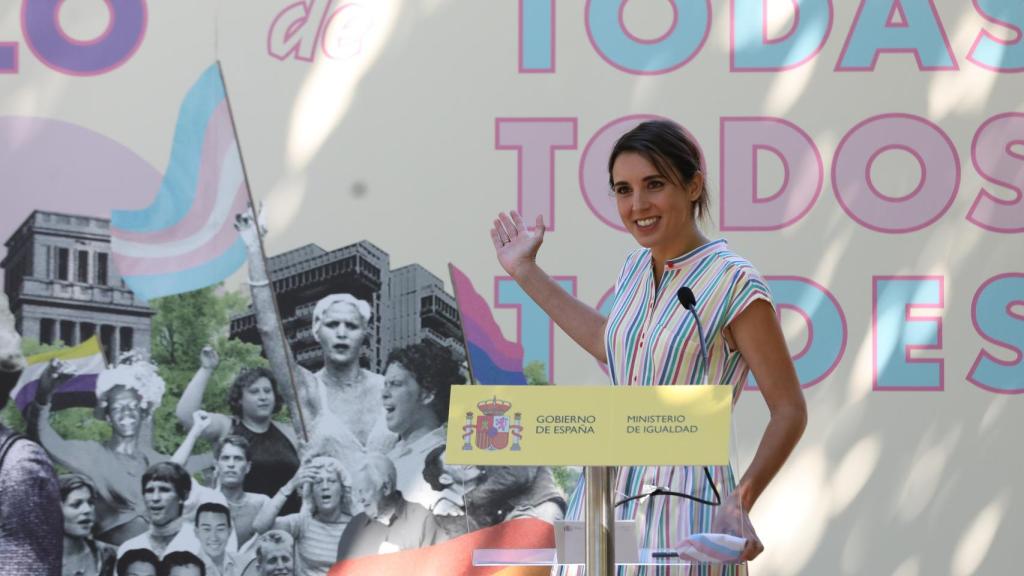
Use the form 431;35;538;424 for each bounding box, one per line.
584;0;712;75
968;273;1024;395
518;0;556;73
266;0;332;62
0;42;18;74
967;0;1024;72
835;0;958;71
763;0;801;44
494;118;577;232
729;0;834;72
0;117;160;285
720;117;823;231
886;0;909;27
872;275;945;392
321;2;374;61
22;0;147;77
618;0;679;45
449;265;524;374
968;112;1024;233
832;114;958;233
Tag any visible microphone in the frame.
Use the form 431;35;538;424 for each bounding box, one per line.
676;287;709;384
675;286;723;509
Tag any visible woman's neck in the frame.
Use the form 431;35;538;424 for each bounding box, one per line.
241;414;271;433
321;362;363;388
650;231;710;287
62;535;89;556
402;417;441;445
317;506;349;523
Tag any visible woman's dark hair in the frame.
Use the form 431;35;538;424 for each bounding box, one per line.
59;473;98;502
227;367;283;417
386;340;465;423
422;445;448;492
608;119;710;222
117;548;160;576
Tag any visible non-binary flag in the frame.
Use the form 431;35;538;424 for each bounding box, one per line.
9;336;106;413
448;263;527;385
110;63;249;302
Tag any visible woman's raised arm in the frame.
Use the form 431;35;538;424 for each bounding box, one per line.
175;346;230;441
234;208;312;436
491;211;608;363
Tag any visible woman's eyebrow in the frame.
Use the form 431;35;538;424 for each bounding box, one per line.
612;174;664;187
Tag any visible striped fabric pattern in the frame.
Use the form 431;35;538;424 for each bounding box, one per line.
560;240;771;576
675;533;746;564
110;63;248;302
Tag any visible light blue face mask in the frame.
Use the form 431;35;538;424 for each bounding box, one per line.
672;532;746;563
617;468;748;564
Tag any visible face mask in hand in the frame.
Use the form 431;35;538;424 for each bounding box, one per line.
673;532;746;563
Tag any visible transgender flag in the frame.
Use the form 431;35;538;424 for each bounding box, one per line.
9;336;106;414
448;264;527;385
110;63;249;302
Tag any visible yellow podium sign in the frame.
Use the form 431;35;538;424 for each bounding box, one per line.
445;385;732;466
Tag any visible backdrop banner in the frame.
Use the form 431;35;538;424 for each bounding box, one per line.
0;1;1020;575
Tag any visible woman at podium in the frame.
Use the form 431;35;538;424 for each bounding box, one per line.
490;119;807;575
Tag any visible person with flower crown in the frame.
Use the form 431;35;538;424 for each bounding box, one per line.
31;354;170;545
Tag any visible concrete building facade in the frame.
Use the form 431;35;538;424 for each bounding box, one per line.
230;242;463;373
1;211;153;359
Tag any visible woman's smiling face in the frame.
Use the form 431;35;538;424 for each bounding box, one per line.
612;151;701;260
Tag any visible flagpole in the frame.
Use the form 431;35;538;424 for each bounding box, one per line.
447;264;479;386
216;60;310;443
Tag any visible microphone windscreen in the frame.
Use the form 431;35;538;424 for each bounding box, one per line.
677;287;696;310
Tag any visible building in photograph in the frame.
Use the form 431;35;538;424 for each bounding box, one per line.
1;210;153;359
229;242;463;372
388;263;464;356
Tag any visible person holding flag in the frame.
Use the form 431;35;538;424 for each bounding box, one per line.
233;208;394;463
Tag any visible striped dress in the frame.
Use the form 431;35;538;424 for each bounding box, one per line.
559;239;771;576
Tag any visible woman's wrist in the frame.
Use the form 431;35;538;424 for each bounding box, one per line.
511;260;541;283
732;481;756;512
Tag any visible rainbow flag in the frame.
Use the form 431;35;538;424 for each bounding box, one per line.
110;63;249;302
449;264;527;385
9;336;106;413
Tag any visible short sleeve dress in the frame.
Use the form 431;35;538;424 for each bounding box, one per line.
559;239;772;576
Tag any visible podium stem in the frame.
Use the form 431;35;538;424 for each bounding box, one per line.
584;466;615;575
